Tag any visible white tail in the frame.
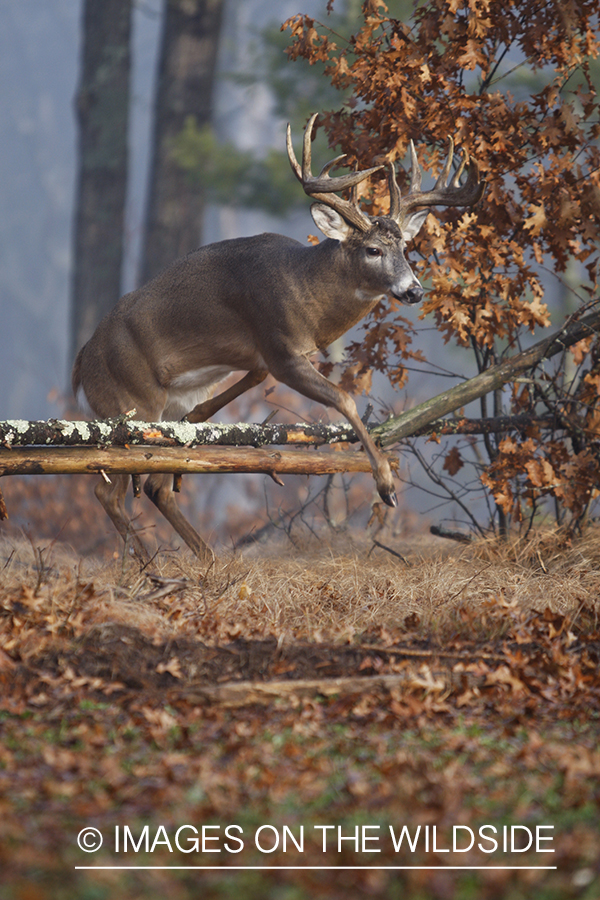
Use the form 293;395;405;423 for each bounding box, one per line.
72;113;484;562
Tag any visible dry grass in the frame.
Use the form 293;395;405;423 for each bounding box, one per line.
2;525;600;649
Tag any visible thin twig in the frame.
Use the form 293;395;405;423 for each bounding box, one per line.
370;539;411;565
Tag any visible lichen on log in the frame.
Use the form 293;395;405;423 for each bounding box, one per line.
0;418;355;449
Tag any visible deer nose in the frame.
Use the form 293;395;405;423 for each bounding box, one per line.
404;285;424;305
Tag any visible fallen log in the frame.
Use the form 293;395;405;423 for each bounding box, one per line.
0;445;385;478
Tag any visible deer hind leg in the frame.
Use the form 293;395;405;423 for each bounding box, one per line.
143;472;214;565
94;473;151;560
270;354;397;507
185;368;268;424
143;369;267;562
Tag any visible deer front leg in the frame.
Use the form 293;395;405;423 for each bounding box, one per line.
144;472;214;565
269;354;397;507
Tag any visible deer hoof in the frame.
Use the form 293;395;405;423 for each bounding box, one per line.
379;489;398;508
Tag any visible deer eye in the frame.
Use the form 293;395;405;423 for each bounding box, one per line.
366;247;382;258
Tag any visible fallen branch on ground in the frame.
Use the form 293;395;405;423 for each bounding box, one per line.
430;525;473;544
373;305;600;447
182;669;476;707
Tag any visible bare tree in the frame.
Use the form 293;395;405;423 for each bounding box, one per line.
139;0;225;284
70;0;133;365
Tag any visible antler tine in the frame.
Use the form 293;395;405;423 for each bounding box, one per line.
450;151;483;199
387;142;423;219
450;149;467;189
408;140;422;193
287;115;385;232
318;154;348;178
286;122;303;183
287;117;382;193
433;137;454;191
392;138;485;227
387;162;402;220
301;112;319;182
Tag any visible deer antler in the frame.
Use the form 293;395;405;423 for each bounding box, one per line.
390;138;484;229
286;113;383;233
287;117;484;233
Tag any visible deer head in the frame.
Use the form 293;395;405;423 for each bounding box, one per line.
287;113;484;305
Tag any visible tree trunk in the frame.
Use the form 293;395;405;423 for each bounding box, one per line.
70;0;133;364
139;0;225;284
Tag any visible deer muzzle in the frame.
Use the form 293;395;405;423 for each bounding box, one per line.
394;284;424;305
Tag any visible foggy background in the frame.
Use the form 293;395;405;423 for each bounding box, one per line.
0;0;334;421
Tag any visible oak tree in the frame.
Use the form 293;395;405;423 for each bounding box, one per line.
284;0;600;533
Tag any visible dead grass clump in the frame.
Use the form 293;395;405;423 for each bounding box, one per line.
462;525;600;570
1;527;600;656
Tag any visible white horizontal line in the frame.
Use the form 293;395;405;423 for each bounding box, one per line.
75;866;558;871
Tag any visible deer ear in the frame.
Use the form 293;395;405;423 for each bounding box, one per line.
310;204;355;242
401;208;430;242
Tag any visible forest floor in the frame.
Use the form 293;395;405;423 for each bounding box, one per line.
1;527;600;900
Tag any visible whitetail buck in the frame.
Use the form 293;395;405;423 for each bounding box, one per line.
72;113;483;562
